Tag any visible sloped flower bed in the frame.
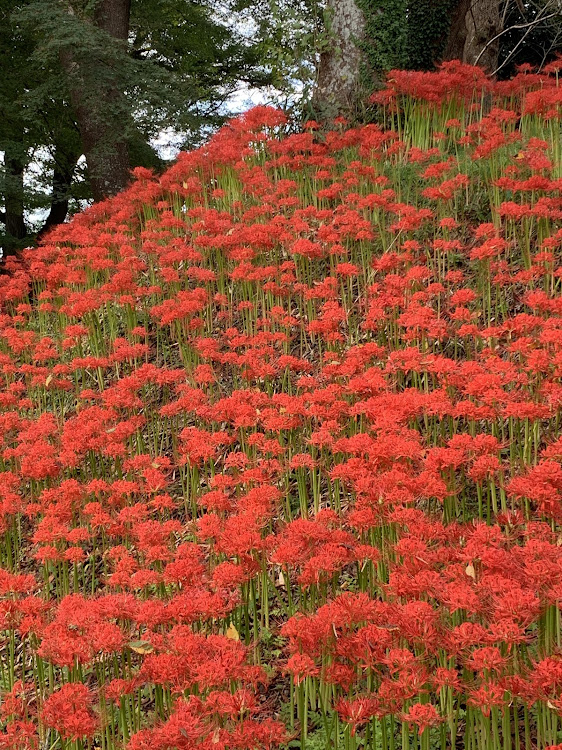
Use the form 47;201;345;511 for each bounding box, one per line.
2;60;562;750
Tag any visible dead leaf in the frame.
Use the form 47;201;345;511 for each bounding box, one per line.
128;640;154;654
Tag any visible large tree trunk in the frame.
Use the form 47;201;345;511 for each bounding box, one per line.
60;0;131;202
442;0;471;61
463;0;502;72
2;131;27;257
62;66;131;202
312;0;366;120
93;0;130;38
443;0;502;74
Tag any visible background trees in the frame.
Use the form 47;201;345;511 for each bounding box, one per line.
312;0;562;115
0;0;270;253
1;0;561;255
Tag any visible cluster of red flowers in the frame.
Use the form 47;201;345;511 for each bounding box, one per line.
1;60;562;750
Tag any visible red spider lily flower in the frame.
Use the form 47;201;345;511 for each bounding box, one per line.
402;703;442;734
285;653;320;685
41;683;97;740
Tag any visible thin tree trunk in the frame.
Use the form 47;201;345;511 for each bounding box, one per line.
312;0;367;120
2;131;27;256
60;0;131;202
37;133;82;241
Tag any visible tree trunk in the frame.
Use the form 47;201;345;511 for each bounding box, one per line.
442;0;471;61
312;0;366;120
60;0;131;202
93;0;130;38
37;131;82;241
463;0;502;72
62;66;131;202
2;132;27;257
443;0;502;73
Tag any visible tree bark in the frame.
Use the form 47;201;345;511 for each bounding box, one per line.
442;0;471;61
93;0;130;38
463;0;502;72
63;66;131;202
443;0;502;73
60;0;132;202
312;0;366;120
2;131;27;257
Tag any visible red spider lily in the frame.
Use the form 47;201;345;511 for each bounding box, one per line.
401;702;442;734
41;683;97;740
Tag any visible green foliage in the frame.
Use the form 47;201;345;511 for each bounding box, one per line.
128;0;273;145
16;0;271;148
242;0;325;119
357;0;459;77
404;0;458;70
357;0;409;74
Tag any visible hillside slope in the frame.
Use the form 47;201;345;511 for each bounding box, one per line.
1;61;562;750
